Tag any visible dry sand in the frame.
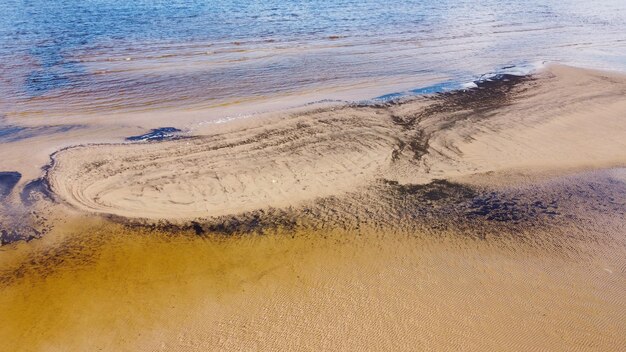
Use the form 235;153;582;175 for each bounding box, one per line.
1;64;626;351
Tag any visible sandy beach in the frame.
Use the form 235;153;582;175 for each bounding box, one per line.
46;65;626;221
1;64;626;351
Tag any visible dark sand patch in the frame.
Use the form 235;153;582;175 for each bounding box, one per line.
0;175;55;245
126;127;182;142
20;177;54;207
0;171;21;200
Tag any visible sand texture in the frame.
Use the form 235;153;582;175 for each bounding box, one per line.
1;65;626;351
47;65;626;221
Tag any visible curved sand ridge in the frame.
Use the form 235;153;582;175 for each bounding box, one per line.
48;65;626;220
49;109;404;219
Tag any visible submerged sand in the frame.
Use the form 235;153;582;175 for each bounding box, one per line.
1;64;626;351
1;218;624;351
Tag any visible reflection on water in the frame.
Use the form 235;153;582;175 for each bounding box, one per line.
1;0;625;117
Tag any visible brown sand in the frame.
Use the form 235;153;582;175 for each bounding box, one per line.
1;64;626;351
1;212;624;351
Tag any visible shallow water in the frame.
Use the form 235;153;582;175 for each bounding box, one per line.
1;218;624;351
1;0;626;118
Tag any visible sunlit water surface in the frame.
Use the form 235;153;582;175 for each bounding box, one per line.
1;0;625;118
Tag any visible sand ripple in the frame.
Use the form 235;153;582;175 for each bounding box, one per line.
47;65;626;222
48;108;403;219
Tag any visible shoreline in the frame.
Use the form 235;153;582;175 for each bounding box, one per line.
0;63;625;351
0;62;541;184
43;64;626;221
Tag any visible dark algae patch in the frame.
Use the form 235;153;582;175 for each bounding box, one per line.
126;127;182;142
1;175;55;245
466;193;559;222
382;179;476;202
107;168;626;255
415;74;531;127
0;228;42;246
20;178;54;206
115;179;563;239
382;73;531;164
0;171;21;200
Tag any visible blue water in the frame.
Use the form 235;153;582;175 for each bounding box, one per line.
1;0;625;117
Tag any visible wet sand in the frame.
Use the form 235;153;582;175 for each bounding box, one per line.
1;64;626;351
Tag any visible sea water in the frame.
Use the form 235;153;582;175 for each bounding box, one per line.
1;0;625;117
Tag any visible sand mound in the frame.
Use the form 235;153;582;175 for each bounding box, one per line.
47;65;626;220
48;108;403;219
